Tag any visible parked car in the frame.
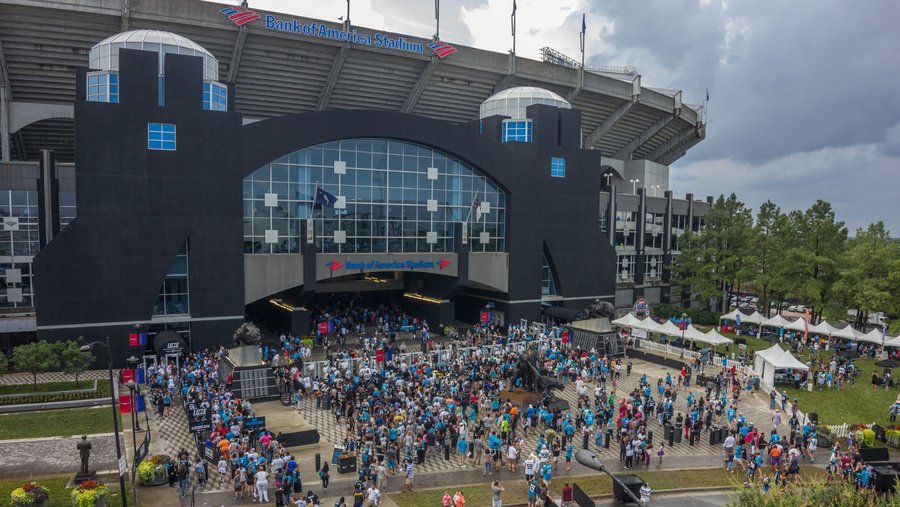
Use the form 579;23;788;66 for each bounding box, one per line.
788;305;798;312
797;305;807;312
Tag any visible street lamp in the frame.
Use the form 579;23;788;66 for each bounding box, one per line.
680;312;688;358
81;337;127;507
125;357;142;432
603;172;613;189
629;178;640;194
650;184;661;197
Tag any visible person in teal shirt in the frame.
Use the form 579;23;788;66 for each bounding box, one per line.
565;443;573;471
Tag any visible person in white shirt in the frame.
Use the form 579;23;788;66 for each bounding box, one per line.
217;458;228;487
524;454;537;481
255;466;269;503
365;486;381;506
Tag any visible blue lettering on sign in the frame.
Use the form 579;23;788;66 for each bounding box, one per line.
265;15;422;54
343;260;437;270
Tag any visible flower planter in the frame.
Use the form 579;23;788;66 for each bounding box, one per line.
145;468;168;486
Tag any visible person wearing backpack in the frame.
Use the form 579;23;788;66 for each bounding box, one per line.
177;459;190;498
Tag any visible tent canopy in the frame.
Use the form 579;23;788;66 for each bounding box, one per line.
699;328;734;346
720;309;764;325
756;344;786;361
830;324;861;341
768;349;810;370
611;313;644;328
808;321;835;336
784;318;808;332
761;314;792;329
657;320;683;335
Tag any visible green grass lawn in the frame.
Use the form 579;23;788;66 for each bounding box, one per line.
0;379;95;395
389;467;826;507
0;476;129;507
0;407;115;440
708;329;899;427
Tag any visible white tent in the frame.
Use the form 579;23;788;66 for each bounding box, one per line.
754;344;785;376
808;321;835;336
657;320;684;336
858;329;890;346
761;314;792;330
768;349;810;371
720;309;765;325
720;309;744;322
884;336;900;348
633;318;663;333
829;324;862;341
755;345;809;390
611;313;644;328
784;318;808;333
700;328;734;347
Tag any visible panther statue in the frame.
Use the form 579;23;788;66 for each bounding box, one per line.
233;322;262;347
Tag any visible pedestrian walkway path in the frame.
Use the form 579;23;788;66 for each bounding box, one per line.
0;369;109;385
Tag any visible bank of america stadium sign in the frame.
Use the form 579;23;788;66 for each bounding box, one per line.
220;6;456;58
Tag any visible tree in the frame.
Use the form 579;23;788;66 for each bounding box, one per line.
747;200;787;317
0;351;8;376
778;200;847;322
672;193;754;312
13;341;60;391
61;340;94;386
832;222;895;328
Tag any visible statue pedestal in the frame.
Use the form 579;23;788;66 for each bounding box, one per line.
227;345;263;367
72;471;97;486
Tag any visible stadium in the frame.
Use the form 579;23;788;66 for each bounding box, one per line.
0;0;710;364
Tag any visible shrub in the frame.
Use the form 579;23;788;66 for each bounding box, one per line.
137;455;168;484
886;430;900;447
71;480;109;507
10;481;50;505
863;428;876;448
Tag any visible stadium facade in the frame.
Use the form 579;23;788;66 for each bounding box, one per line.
0;0;709;364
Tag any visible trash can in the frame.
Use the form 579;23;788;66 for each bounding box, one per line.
315;453;321;472
612;474;645;504
322;395;332;410
664;424;672;442
674;424;683;443
647;430;653;447
709;428;718;445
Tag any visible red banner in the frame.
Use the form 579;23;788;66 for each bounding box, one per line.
119;394;132;413
128;333;139;346
121;369;134;384
375;349;385;363
318;322;329;334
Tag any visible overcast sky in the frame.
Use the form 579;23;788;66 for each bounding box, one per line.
221;0;900;234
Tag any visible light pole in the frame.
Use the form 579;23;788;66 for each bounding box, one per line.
81;337;127;507
629;178;640;194
680;312;688;358
603;172;613;189
125;356;142;431
650;184;660;197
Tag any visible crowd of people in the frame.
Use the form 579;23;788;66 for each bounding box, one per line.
142;297;898;506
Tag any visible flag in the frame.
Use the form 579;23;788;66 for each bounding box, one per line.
706;88;709;102
581;13;586;34
315;186;338;208
318;322;328;334
472;196;482;222
735;313;741;327
139;333;147;346
129;333;139;347
511;0;517;36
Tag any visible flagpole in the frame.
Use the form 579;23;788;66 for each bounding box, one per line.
435;0;440;39
511;0;517;54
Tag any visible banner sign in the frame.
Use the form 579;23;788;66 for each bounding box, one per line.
186;402;212;433
632;298;650;315
245;416;267;430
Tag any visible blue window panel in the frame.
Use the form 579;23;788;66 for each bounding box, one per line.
501;120;533;143
86;72;118;103
202;82;228;112
148;123;176;151
550;157;566;178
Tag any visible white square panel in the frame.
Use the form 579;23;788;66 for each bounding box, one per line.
334;160;347;174
6;288;22;303
306;219;315;244
264;192;278;207
5;269;21;284
426;199;438;212
335;196;347;209
480;232;491;244
426;231;438;244
264;229;278;244
427;167;438;180
333;230;346;244
481;201;491;214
